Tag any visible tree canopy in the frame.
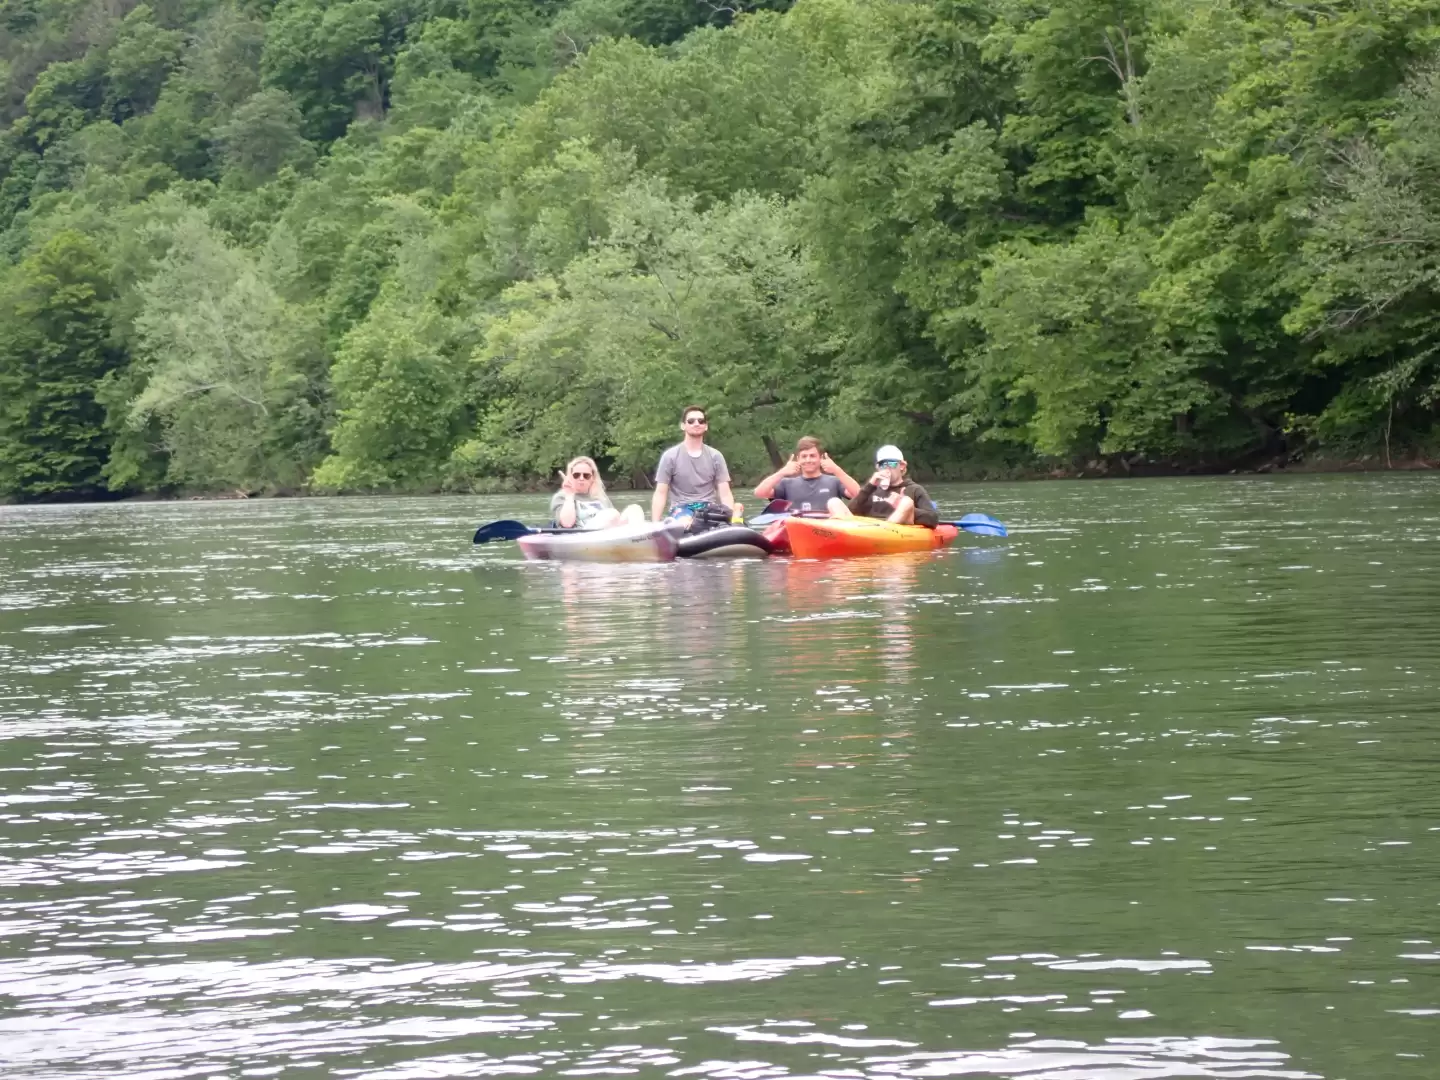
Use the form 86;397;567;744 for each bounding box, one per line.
4;0;1439;499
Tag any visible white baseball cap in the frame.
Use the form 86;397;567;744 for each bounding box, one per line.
875;444;905;463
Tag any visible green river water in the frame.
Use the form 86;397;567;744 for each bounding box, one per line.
0;476;1435;1079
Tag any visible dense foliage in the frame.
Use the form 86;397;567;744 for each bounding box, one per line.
3;0;1439;498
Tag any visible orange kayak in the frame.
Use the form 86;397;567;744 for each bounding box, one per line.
782;517;958;558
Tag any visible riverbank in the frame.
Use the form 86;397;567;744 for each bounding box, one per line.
3;450;1434;506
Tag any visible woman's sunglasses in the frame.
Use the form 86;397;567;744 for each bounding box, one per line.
571;471;593;480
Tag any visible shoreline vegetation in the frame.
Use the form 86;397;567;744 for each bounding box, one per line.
5;0;1440;505
29;450;1430;507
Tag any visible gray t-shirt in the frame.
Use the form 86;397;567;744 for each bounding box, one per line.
773;473;848;512
656;443;730;508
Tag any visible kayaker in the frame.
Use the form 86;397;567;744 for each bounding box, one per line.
552;457;645;530
827;444;940;527
752;436;861;512
650;405;744;522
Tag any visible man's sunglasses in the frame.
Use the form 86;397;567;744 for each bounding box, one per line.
684;417;708;426
877;459;903;468
571;471;593;480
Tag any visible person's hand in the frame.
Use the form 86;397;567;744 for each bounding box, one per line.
559;469;576;495
820;453;838;475
783;455;801;477
867;469;887;487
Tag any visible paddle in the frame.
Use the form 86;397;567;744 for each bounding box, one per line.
471;520;570;545
749;507;1009;537
748;499;792;526
954;512;1009;538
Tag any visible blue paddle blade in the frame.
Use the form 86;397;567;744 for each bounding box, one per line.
472;520;537;544
954;513;1008;538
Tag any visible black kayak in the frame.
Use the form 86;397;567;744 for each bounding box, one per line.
676;525;775;559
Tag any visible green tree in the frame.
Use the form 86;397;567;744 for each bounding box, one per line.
130;7;268;181
0;230;120;499
261;0;414;141
213;88;315;183
1288;61;1440;455
967;217;1212;459
311;204;475;490
125;210;330;491
460;178;832;482
104;5;187;121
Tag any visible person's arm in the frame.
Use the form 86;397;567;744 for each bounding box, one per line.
908;483;940;528
754;457;800;500
822;455;862;499
754;466;788;499
849;480;877;516
651;450;674;521
717;481;739;516
554;492;578;528
710;451;738;515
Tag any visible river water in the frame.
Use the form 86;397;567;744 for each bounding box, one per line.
0;476;1435;1079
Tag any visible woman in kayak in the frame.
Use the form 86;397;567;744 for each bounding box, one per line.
552;457;645;530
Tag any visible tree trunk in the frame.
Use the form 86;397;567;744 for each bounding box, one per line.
761;434;784;468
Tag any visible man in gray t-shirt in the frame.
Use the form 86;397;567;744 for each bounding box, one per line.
650;405;742;520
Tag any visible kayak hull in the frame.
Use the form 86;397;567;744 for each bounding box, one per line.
762;520;791;555
782;517;958;559
517;522;685;563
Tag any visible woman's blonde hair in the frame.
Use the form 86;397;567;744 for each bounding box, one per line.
563;456;612;506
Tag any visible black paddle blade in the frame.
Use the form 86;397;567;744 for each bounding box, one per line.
472;520;536;545
748;498;793;526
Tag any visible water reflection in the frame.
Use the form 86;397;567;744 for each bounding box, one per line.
0;944;1323;1078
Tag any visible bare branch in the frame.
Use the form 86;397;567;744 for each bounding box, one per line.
1081;23;1142;130
698;0;744;19
557;30;582;66
179;383;270;414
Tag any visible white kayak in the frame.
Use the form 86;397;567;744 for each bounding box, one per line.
517;521;687;563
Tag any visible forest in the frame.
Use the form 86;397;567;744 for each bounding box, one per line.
3;0;1440;499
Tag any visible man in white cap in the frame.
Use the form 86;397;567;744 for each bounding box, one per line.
826;444;939;527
